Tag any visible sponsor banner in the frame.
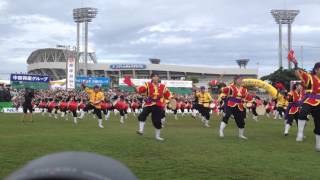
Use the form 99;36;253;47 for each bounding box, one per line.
119;79;192;88
110;64;146;70
66;56;76;89
119;78;150;86
10;74;49;83
10;74;49;89
76;76;110;89
161;80;193;88
2;108;42;113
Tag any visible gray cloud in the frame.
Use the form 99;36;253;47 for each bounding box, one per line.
1;0;320;79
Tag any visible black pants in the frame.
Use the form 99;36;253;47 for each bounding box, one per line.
161;109;166;119
173;109;178;115
60;108;67;113
252;107;258;116
222;106;245;129
298;103;320;135
84;103;102;119
22;102;33;114
277;107;285;117
102;109;108;115
193;103;200;111
119;109;125;117
138;105;162;129
70;110;77;117
199;105;210;120
48;107;58;114
287;113;298;126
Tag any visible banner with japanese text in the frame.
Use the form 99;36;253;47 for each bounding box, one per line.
10;74;49;89
66;56;76;89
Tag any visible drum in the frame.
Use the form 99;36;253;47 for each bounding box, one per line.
246;102;253;108
209;103;216;109
168;99;177;110
256;105;266;116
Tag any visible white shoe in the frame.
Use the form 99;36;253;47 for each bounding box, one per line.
296;120;306;142
316;135;320;152
136;131;144;135
79;111;85;119
219;130;224;138
239;128;248;140
98;119;104;128
239;135;248;140
156;137;164;141
205;122;210;128
155;129;164;141
219;122;226;138
284;124;290;136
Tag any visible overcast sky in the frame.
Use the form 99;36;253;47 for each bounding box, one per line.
1;0;320;79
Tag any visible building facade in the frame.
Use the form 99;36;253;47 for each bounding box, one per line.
27;48;258;87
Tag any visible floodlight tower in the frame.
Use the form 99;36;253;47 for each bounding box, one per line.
73;7;98;76
236;59;249;69
271;10;299;70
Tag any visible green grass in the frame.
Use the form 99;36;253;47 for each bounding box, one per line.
0;113;320;180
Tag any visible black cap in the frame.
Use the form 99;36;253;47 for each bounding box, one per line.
6;152;138;180
150;72;159;78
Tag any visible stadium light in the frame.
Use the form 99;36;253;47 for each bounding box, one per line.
271;10;299;70
73;7;98;76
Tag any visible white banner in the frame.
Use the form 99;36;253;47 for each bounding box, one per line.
119;78;150;86
66;56;76;89
161;80;193;88
119;78;192;88
2;108;41;113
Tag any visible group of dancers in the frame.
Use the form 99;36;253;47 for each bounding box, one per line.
17;61;320;151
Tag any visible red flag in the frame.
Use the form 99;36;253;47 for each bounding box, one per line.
123;76;134;87
287;50;298;65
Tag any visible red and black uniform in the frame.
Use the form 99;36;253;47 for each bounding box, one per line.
286;90;301;126
47;100;58;114
297;70;320;135
68;99;78;117
101;101;109;115
59;100;68;114
180;101;186;113
266;101;273;114
221;84;251;128
173;100;181;115
39;100;47;113
136;81;171;129
251;97;258;117
131;100;140;113
185;101;192;113
114;99;127;116
78;101;86;111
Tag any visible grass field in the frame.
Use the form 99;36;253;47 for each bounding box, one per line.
0;112;320;180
